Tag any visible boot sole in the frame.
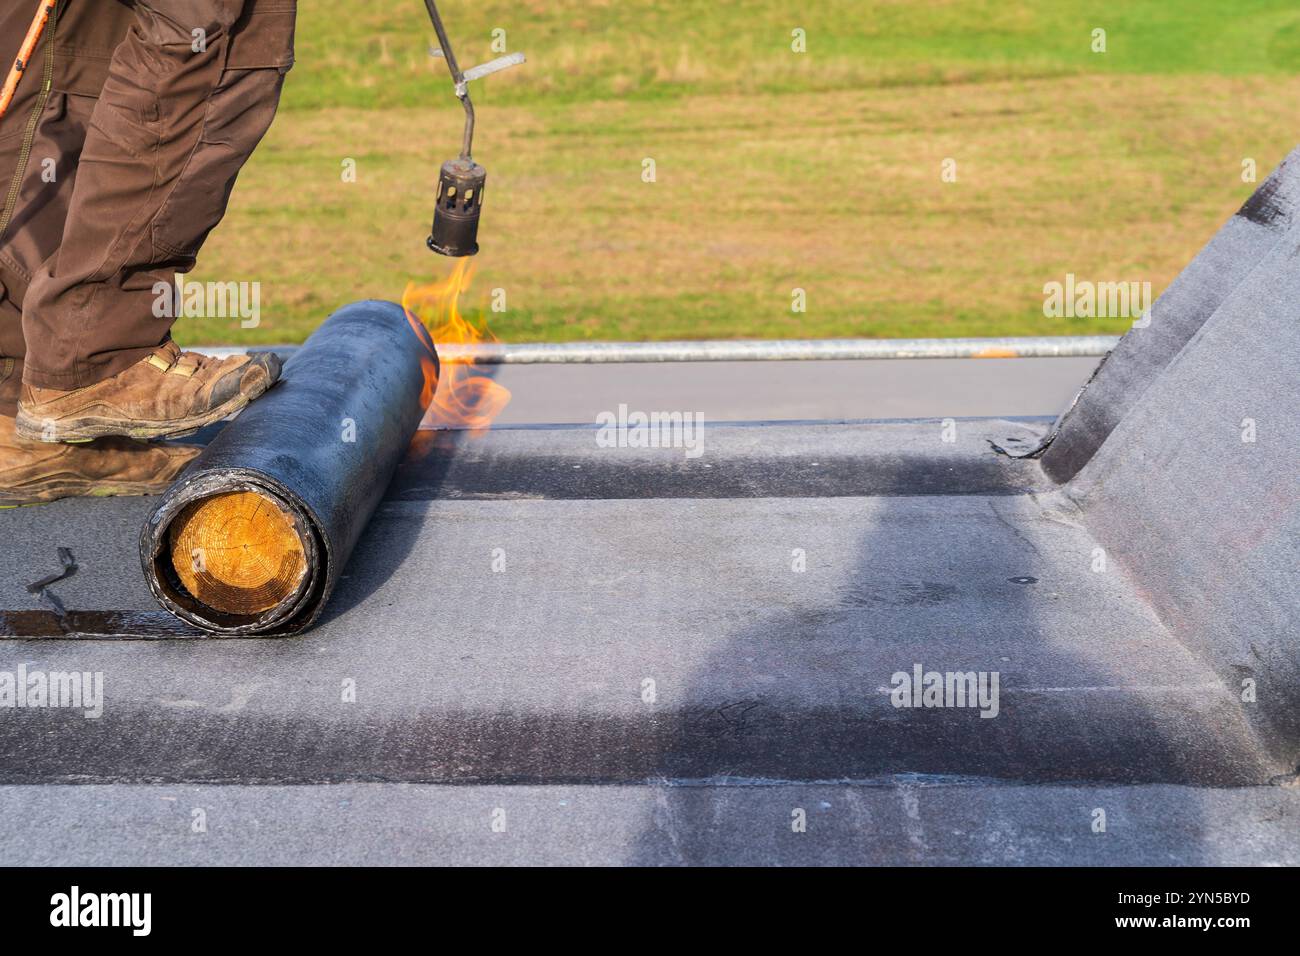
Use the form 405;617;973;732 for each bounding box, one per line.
14;381;271;444
0;477;181;508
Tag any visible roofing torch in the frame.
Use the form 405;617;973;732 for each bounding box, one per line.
421;0;525;257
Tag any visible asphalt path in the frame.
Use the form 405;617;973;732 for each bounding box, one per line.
482;357;1098;425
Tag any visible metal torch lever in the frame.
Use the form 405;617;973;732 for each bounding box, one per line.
422;0;475;160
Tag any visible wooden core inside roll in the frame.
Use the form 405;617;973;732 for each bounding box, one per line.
167;490;308;616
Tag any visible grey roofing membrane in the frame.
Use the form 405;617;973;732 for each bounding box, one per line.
1;405;1294;863
3;782;1298;867
0;487;1274;787
1065;221;1300;767
1038;147;1300;481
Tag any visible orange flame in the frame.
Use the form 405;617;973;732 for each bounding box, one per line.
402;258;511;432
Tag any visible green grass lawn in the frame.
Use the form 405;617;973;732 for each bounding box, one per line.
186;0;1300;344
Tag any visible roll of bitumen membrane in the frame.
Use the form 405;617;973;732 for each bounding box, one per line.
140;300;439;635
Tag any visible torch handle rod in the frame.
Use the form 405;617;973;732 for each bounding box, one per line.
422;0;475;160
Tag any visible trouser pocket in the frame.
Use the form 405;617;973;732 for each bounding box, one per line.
149;66;285;268
227;0;297;71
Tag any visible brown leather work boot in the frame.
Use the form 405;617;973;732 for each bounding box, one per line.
0;413;200;508
15;342;281;443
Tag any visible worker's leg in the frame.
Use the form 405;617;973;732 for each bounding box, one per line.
0;0;135;416
15;0;294;443
22;0;295;389
0;2;200;503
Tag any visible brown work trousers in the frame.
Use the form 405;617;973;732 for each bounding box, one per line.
0;0;295;414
